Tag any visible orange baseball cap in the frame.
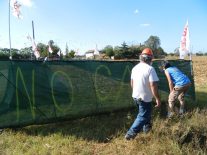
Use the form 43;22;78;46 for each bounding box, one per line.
141;48;153;56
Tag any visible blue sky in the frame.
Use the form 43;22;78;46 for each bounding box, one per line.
0;0;207;55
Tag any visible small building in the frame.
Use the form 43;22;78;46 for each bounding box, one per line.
85;50;94;59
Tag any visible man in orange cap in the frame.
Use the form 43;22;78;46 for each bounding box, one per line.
125;48;161;140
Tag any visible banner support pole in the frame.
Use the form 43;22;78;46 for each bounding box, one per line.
9;0;12;60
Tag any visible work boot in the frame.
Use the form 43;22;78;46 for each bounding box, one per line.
143;123;152;133
124;133;136;140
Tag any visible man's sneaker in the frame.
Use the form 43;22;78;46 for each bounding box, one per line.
124;134;136;140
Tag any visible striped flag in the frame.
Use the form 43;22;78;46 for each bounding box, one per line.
179;20;190;59
10;0;23;19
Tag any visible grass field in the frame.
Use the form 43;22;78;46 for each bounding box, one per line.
0;56;206;155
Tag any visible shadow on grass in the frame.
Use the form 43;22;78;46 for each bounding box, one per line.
11;89;207;143
13;109;137;143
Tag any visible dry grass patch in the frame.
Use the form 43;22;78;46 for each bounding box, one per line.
192;56;207;87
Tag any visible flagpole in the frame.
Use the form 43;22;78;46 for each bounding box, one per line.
188;20;193;76
32;20;35;40
32;20;35;60
190;45;193;76
8;0;12;60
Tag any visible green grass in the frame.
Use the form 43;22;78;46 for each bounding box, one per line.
0;85;206;155
195;85;207;107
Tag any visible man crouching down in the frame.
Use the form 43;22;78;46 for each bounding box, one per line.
125;48;161;140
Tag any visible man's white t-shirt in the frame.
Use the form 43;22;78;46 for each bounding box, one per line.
131;62;159;102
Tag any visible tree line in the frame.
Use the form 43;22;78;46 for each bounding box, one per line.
0;36;169;60
100;36;166;59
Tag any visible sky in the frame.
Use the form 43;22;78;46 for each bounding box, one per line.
0;0;207;55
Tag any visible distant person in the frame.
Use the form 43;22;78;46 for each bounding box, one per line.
125;48;161;140
160;61;191;117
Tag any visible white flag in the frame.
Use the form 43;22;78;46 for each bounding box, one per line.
94;44;99;55
179;20;190;59
27;34;40;59
48;45;53;53
32;40;40;59
57;50;61;56
10;0;23;19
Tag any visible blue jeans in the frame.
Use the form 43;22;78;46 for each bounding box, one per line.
126;99;152;137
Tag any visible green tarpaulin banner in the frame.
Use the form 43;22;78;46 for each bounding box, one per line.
0;60;195;128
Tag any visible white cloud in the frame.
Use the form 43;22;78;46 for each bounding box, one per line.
140;23;150;27
19;0;33;7
134;9;139;14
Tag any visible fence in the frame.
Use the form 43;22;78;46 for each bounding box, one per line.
0;60;195;128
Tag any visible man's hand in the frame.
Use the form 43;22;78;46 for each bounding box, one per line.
155;98;161;108
150;81;161;108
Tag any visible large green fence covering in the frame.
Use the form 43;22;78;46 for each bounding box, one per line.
0;60;195;128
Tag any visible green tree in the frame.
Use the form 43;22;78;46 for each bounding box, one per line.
121;42;128;50
37;43;48;57
113;42;129;59
12;49;21;59
120;41;138;59
144;36;160;51
47;40;61;58
144;36;167;58
154;47;167;58
102;45;114;57
114;46;122;59
0;48;10;59
69;50;76;58
196;51;203;56
51;45;60;55
65;49;75;59
129;45;142;59
19;47;32;59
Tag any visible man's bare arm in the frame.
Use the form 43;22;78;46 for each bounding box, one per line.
150;81;161;107
164;71;173;92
